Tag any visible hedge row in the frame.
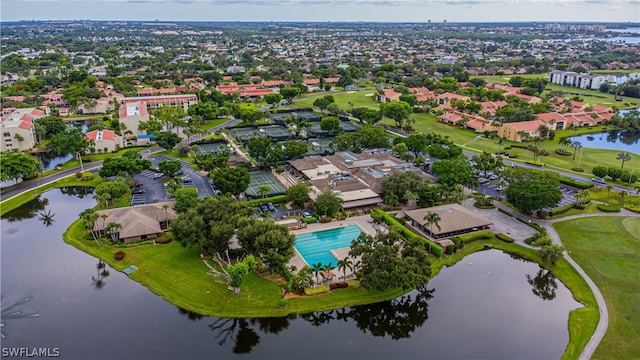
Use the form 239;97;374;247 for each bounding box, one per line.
549;203;576;216
560;176;594;190
456;230;493;243
498;207;513;217
516;217;545;232
304;285;330;296
304;216;318;224
496;233;515;243
597;204;621;212
373;210;443;257
244;195;288;207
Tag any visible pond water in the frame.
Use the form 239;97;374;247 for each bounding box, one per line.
569;130;639;154
1;189;581;359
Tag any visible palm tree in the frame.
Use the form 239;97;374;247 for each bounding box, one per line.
13;133;24;149
321;262;335;283
310;263;323;285
403;191;418;210
105;222;122;243
337;257;353;281
259;185;270;198
606;185;613;199
571;141;582;161
617;151;632;169
423;212;442;238
517;131;529;142
620;191;628;207
80;209;100;248
558;137;572;152
574;189;590;207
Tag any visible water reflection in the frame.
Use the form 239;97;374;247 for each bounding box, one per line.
38;209;55;227
2;197;49;223
209;318;261;354
526;269;559;301
91;260;110;290
59;186;94;199
570;130;639;152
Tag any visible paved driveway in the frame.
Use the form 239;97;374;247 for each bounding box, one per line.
460;199;537;244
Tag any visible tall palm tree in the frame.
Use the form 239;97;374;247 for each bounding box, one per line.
321;262;335;283
617;151;631;169
607;185;613;199
571;141;582;161
620;191;628;207
423;212;442;238
310;263;323;285
105;222;122;243
80;210;100;248
162;203;170;229
337;257;353;281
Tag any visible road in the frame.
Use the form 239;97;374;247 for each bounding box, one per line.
0;119;241;203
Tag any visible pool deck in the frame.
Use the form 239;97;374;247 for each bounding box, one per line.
288;215;385;282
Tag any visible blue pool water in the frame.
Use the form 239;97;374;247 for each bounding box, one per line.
294;224;363;267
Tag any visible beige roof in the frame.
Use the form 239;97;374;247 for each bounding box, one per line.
94;202;177;238
404;204;492;236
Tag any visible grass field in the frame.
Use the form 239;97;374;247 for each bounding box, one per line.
293;89;379;110
554;216;640;360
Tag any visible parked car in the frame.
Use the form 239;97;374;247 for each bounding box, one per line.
267;202;276;211
478;178;488;184
130;182;144;188
151;173;164;179
132;188;146;194
591;178;606;185
181;175;192;183
260;204;269;212
174;169;183;176
302;211;312;218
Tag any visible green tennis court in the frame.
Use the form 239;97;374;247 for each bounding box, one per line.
245;171;288;198
193;142;230;155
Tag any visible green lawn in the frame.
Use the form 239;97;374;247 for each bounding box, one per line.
554;217;640;360
293;89;379;111
63;219;405;317
199;118;228;131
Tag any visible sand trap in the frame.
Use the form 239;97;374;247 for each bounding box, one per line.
365;93;374;97
346;91;356;94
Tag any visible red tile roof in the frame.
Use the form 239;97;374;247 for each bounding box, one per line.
86;129;117;141
507;120;548;132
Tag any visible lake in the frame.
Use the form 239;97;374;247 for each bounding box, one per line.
1;189;580;359
569;130;639;154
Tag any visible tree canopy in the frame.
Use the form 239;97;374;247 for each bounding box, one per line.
381;101;412;129
0;153;42;183
314;190;344;217
98;151;151;178
211;166;250;196
506;179;562;214
286;182;310;208
349;229;431;291
380;171;424;200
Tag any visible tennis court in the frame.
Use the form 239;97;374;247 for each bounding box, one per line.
307;137;335;155
193;142;231;155
270;110;321;124
244;171;288;198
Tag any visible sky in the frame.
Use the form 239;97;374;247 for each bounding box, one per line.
1;0;639;23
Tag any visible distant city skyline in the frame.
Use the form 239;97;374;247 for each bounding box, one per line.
2;0;639;23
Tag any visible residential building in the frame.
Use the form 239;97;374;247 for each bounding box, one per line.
118;101;150;142
93;202;177;243
85;129;123;153
121;94;197;112
0;108;46;151
375;88;401;103
498;119;551;142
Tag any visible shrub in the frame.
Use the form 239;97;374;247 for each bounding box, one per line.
508;153;519;158
244;195;288;207
457;230;493;243
75;171;83;179
319;217;332;223
559;176;593;189
571;167;584;172
329;282;349;290
498;207;513;217
114;251;125;260
304;285;330;296
346;280;361;288
276;165;284;173
549;203;575;216
624;204;640;213
597;204;620;212
555;149;572;156
155;234;173;244
474;202;495;209
526;161;544;167
82;174;94;181
620;171;638;184
592;166;608;178
496;233;515;243
537;209;549;218
451;236;464;249
304;216;318;224
278;299;289;308
516;218;544;232
372;210;442;257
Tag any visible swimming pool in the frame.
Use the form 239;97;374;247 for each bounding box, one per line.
294;224;363;267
